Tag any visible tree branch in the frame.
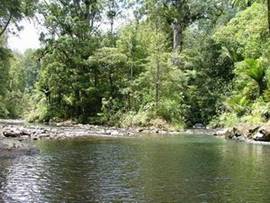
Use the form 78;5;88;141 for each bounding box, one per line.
0;14;12;37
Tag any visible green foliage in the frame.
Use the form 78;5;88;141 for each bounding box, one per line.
23;0;242;127
214;3;268;59
2;0;270;129
231;0;255;8
212;2;270;126
0;0;37;37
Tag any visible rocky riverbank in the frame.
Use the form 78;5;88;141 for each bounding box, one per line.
214;124;270;144
0;120;182;141
2;119;270;155
0;119;188;154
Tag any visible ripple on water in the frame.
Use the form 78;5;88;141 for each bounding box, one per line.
0;136;270;202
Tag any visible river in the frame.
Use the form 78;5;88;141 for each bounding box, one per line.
0;135;270;202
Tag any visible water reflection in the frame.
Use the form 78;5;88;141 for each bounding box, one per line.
1;136;270;202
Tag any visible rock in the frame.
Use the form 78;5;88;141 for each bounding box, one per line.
56;120;77;127
248;126;260;136
21;130;31;136
213;128;232;138
0;129;3;138
193;123;205;129
0;137;40;158
213;125;258;140
229;124;259;139
253;125;270;141
38;133;50;138
253;131;267;141
213;124;270;143
137;128;144;133
3;130;22;138
110;130;119;136
232;135;246;142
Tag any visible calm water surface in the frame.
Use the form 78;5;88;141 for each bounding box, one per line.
1;135;270;202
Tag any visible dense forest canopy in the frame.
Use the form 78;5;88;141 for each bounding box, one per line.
1;0;270;128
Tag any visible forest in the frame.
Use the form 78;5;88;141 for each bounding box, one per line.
1;0;270;129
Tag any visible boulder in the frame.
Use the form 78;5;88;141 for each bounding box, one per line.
213;128;232;138
108;130;119;136
193;123;205;129
3;130;22;138
253;131;267;141
214;125;260;141
253;125;270;141
231;124;260;139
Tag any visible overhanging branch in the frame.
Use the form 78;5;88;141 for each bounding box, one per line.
0;14;12;37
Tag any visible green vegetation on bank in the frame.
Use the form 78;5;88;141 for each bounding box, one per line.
1;0;270;129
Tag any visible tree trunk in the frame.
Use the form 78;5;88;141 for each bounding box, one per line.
109;70;114;98
268;0;270;32
155;54;160;109
172;20;183;52
110;17;114;35
171;19;183;65
128;62;134;109
94;68;98;87
258;79;266;96
0;14;12;37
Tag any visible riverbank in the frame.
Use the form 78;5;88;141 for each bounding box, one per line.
0;119;220;152
0;119;221;140
2;119;270;155
0;120;179;140
213;123;270;144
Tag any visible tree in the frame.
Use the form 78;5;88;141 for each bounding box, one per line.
22;49;40;91
34;0;104;122
231;0;270;32
0;37;11;117
0;0;37;37
88;47;128;122
231;0;254;7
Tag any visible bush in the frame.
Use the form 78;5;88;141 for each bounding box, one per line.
120;110;152;127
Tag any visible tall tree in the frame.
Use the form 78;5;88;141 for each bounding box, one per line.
0;0;37;37
36;0;103;121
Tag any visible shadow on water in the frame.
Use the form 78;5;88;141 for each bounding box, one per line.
1;135;270;202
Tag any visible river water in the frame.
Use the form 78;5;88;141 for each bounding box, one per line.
1;135;270;202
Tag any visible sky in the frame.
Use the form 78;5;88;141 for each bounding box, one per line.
7;19;41;53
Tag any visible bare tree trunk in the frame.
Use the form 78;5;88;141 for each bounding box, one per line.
110;16;116;47
171;19;183;65
172;20;183;52
110;17;114;35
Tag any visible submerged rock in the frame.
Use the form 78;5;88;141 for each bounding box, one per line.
0;137;40;158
